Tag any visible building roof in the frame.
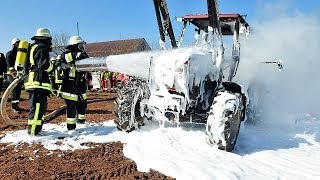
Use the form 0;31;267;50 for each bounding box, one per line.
85;38;151;57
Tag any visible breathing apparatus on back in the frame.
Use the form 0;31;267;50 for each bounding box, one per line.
14;40;30;73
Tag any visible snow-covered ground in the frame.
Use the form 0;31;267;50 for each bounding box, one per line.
1;117;319;179
1;4;320;180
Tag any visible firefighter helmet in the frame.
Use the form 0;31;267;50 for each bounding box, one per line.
11;38;20;45
68;36;85;45
31;28;52;40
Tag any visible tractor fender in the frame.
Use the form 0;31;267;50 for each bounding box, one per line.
222;81;243;94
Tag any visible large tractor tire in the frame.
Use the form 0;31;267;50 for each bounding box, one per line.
114;77;149;132
206;90;246;152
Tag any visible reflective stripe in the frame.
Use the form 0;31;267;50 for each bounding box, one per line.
82;93;87;100
78;114;85;120
69;66;76;78
0;75;3;78
28;71;35;82
24;85;51;91
11;100;19;103
25;81;52;91
46;62;54;72
55;70;63;83
28;119;42;126
76;52;82;59
28;103;42;135
65;53;73;63
30;45;39;65
48;70;55;77
61;92;78;101
8;67;14;71
56;85;62;97
66;118;76;124
34;103;40;121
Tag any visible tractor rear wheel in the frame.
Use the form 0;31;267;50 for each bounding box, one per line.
206;91;246;152
114;77;148;132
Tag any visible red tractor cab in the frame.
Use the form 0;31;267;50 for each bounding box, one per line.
181;13;249;35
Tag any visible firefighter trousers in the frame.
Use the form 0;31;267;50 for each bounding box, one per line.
28;92;48;135
65;98;87;125
0;78;3;93
12;81;22;106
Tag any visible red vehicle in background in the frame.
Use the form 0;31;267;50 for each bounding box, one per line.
116;73;129;87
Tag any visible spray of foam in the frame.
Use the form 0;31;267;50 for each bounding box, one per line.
234;6;320;125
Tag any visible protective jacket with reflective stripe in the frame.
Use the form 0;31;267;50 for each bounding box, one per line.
5;49;17;72
59;48;89;101
24;42;53;93
0;53;7;78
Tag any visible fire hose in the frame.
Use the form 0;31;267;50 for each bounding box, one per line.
1;78;24;126
0;78;115;127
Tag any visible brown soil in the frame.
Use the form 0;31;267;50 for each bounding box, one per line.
0;91;174;180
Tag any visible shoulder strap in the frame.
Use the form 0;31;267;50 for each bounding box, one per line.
29;44;39;65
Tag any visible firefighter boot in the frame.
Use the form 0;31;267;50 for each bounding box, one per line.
77;114;86;124
67;124;76;130
28;120;43;135
12;103;21;114
67;118;76;130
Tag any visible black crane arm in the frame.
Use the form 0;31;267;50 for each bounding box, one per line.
207;0;222;34
152;0;178;48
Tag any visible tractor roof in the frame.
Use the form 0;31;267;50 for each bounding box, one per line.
182;13;249;35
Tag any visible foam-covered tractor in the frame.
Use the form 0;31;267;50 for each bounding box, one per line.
114;47;247;151
114;0;250;152
69;0;250;152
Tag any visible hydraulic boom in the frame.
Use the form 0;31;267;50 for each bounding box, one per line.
152;0;177;48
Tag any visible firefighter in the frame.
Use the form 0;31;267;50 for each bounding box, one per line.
101;71;109;91
0;52;7;93
6;38;22;113
111;72;118;92
58;36;89;130
24;28;54;135
107;71;114;92
85;72;93;90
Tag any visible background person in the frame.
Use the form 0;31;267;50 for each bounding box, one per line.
6;38;22;113
0;52;7;94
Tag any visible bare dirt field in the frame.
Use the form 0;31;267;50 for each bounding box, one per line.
0;91;174;180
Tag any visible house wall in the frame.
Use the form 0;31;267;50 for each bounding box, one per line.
91;72;101;90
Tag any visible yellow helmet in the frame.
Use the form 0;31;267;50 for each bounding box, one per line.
68;36;85;45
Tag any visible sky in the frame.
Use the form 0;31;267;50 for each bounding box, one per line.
0;0;319;52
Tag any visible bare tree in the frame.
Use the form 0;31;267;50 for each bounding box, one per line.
51;31;71;55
